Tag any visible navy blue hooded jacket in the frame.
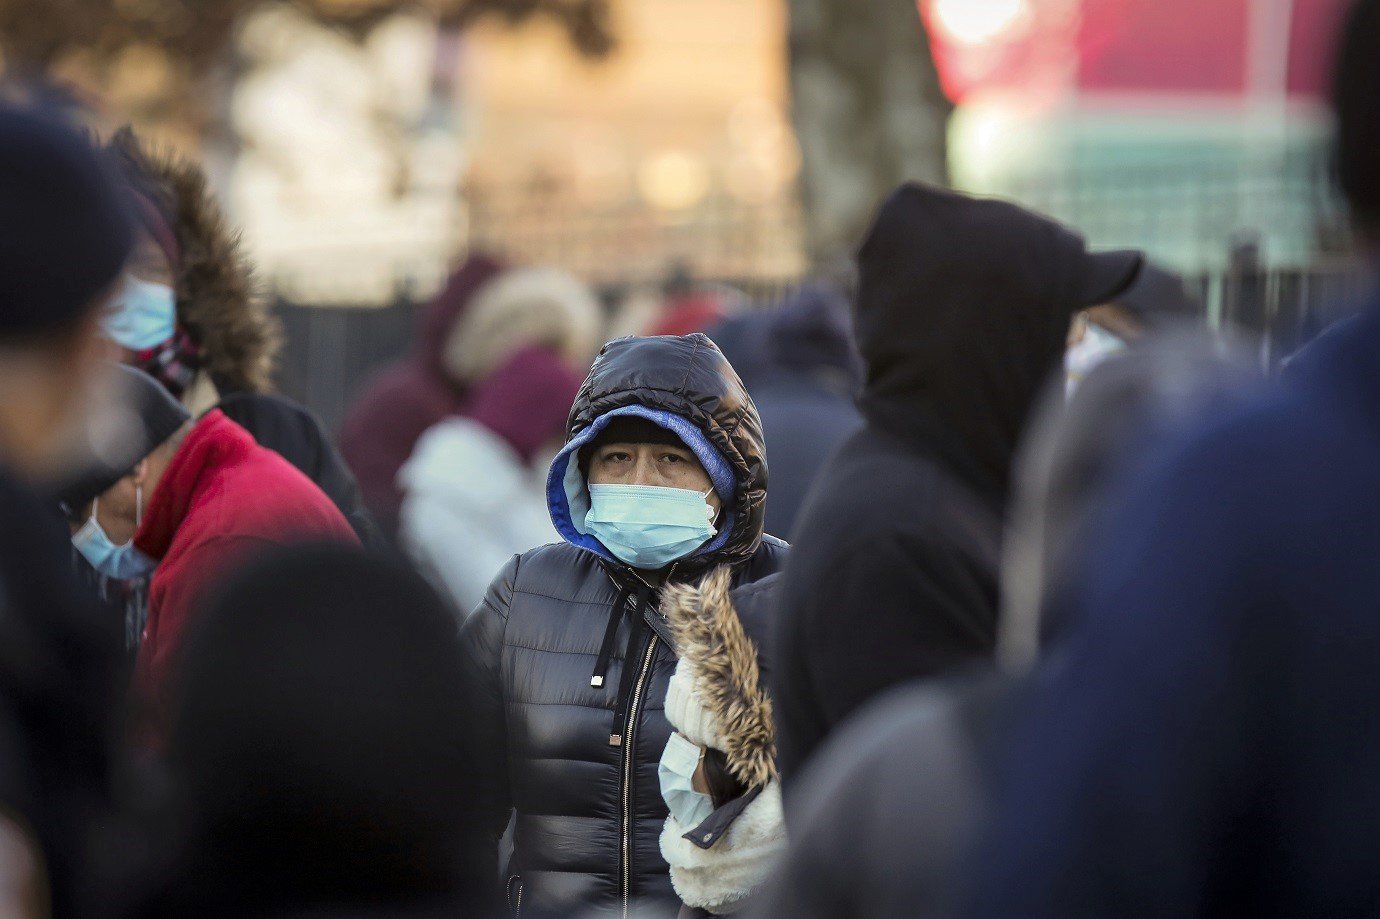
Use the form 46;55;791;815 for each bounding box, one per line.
968;294;1380;918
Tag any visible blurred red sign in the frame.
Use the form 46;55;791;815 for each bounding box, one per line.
923;0;1350;104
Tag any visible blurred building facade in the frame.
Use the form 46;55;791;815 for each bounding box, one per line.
223;0;805;305
460;0;805;288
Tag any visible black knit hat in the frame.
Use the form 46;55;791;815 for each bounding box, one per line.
0;105;133;339
167;544;483;910
578;415;688;476
53;365;190;516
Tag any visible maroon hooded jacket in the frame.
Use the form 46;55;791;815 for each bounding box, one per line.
134;410;358;714
338;255;504;539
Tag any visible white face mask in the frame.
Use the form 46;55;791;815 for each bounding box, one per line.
1065;323;1127;395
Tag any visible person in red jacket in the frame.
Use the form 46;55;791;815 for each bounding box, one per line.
82;405;358;714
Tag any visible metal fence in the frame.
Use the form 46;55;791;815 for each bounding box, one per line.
275;255;1371;434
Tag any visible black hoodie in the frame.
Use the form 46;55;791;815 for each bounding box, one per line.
771;184;1140;782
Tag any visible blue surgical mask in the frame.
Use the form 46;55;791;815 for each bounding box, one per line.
72;490;157;581
658;732;715;830
103;277;176;351
584;483;717;570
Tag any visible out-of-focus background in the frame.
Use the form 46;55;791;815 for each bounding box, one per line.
0;0;1359;428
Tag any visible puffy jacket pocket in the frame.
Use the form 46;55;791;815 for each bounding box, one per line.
506;874;524;917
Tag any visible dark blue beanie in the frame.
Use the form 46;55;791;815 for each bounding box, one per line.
0;105;134;339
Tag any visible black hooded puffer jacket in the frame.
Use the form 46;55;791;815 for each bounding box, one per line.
458;334;788;917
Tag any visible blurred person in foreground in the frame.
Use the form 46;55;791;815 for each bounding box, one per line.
708;284;863;538
56;366;190;657
0;103;134;917
459;333;787;916
143;544;486;917
771;183;1142;781
341;261;599;540
656;570;785;917
750;334;1253;919
968;3;1380;915
101;129;383;550
399;344;586;617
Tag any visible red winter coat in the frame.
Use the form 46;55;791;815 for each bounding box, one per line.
133;410;358;712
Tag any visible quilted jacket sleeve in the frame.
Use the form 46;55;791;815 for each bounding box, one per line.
458;554;519;889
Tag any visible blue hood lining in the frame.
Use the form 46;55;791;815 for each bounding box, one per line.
546;405;738;564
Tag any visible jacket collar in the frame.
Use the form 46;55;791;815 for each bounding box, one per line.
134;410;255;560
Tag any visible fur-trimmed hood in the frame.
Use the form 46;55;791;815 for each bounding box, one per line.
662;566;775;789
660;568;784;914
108;128;281;395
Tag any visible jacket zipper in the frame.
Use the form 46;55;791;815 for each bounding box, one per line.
620;633;658;918
613;562;676;918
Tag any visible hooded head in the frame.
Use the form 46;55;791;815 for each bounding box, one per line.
416;253;505;385
466;345;585;465
764;283;862;391
104;127;282;398
546;333;768;575
443;266;602;389
853;183;1142;503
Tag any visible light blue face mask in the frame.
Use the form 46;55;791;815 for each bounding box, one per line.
658;731;714;830
71;491;158;581
103;276;176;351
584;483;717;570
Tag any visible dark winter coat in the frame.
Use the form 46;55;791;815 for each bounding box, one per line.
458;334;787;917
771;184;1140;781
752;333;1256;919
750;672;1010;919
0;466;124;918
968;295;1380;918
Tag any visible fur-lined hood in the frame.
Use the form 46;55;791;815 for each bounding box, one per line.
662;566;776;789
661;568;784;914
109;128;281;395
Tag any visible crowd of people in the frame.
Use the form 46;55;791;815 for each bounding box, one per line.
1;1;1379;916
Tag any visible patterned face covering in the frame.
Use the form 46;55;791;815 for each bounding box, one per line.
130;326;203;401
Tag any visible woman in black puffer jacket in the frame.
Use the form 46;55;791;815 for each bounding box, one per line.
459;333;788;918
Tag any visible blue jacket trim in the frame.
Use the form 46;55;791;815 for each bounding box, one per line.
545;405;738;564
